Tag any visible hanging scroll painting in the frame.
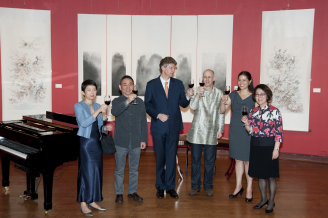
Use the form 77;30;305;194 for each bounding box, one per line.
260;9;314;131
0;8;52;121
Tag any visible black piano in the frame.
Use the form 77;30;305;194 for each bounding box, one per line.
0;111;79;213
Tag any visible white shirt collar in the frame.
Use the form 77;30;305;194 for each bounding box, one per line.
160;76;170;89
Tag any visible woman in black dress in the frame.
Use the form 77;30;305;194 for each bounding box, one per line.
74;80;112;216
241;84;283;214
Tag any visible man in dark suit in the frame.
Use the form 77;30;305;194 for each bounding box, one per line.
145;57;193;199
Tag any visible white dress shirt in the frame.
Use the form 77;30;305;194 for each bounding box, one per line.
160;76;190;100
160;76;170;89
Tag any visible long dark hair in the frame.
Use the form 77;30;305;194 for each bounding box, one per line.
237;71;254;92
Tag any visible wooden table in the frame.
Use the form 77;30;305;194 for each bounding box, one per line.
178;134;235;180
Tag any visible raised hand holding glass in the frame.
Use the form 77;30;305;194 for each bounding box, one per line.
104;95;111;119
132;84;138;105
199;78;205;97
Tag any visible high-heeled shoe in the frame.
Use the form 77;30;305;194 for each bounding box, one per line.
245;191;253;202
88;204;106;211
265;203;275;213
80;207;93;216
229;187;244;198
253;200;268;209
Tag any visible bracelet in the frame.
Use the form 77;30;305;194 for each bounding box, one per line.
274;148;279;151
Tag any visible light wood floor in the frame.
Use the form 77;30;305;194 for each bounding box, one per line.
1;149;328;218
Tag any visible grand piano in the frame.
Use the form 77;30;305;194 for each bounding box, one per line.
0;111;79;213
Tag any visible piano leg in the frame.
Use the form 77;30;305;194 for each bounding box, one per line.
1;155;10;188
24;172;38;200
42;166;56;212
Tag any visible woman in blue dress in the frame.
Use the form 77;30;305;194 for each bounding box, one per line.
220;71;255;202
74;79;112;216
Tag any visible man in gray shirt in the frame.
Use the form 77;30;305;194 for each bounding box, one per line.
112;75;148;203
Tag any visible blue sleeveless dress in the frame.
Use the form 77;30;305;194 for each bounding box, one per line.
77;121;103;203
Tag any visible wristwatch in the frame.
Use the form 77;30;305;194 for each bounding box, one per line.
274;148;279;151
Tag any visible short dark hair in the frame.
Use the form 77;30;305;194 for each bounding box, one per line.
81;79;97;92
120;75;134;85
252;84;273;102
159;57;177;73
237;71;254;92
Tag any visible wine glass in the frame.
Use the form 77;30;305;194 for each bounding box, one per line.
104;95;111;119
242;105;248;116
224;86;230;104
189;79;194;89
188;79;194;96
132;84;138;105
225;86;230;95
199;78;205;97
242;105;248;126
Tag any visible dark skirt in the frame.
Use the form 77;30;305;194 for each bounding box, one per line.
248;136;279;178
77;121;103;203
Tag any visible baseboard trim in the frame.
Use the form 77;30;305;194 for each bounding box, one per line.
144;146;328;164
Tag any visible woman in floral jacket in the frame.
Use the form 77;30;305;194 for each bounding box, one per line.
241;84;283;214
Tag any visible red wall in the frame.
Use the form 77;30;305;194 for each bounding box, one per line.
0;0;327;156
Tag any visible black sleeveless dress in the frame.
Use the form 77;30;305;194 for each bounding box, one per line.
77;121;103;203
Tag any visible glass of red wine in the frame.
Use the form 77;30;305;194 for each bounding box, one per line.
224;86;230;104
199;78;205;97
188;79;194;96
104;95;111;119
189;79;194;89
132;84;138;105
242;105;248;125
225;86;230;95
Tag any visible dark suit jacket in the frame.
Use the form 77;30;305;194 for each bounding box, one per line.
144;76;190;134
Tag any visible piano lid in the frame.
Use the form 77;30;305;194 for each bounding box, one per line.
23;113;78;131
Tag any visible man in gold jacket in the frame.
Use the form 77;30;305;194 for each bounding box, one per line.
187;69;225;197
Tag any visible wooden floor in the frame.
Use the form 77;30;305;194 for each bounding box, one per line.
1;150;328;218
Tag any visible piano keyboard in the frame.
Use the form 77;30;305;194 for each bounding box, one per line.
0;138;39;159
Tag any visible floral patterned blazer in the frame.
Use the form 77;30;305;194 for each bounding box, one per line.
247;103;283;142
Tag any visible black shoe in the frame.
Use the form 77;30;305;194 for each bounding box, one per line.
127;192;143;201
80;208;93;216
156;189;164;199
115;194;123;203
253;200;268;209
245;191;253;203
166;189;179;198
229;187;244;198
265;203;275;213
88;204;106;211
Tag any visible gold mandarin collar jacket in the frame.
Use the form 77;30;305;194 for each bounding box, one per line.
187;87;225;145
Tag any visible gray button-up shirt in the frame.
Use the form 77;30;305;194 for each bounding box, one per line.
112;95;148;149
187;87;225;145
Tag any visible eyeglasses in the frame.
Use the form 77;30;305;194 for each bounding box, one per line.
255;93;267;97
